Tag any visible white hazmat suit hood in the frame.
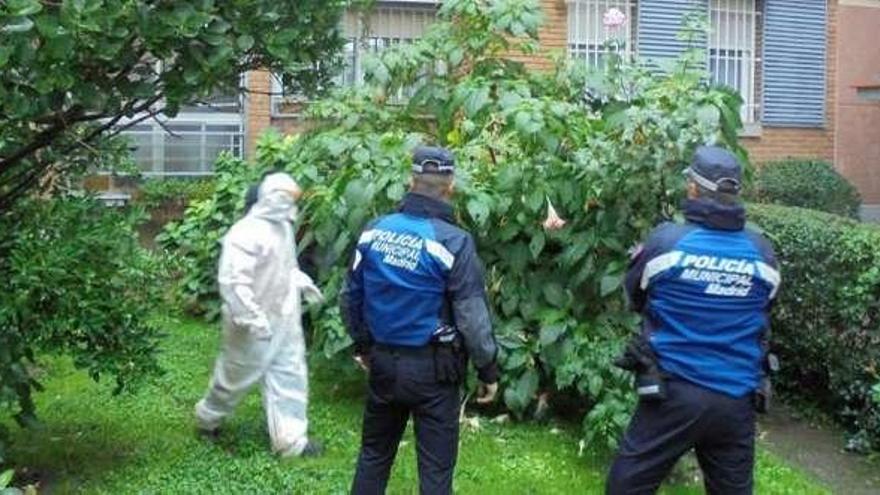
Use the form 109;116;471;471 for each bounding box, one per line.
195;172;322;457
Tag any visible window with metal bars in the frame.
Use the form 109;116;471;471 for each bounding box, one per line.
567;0;638;70
340;5;437;87
272;3;437;114
709;0;761;124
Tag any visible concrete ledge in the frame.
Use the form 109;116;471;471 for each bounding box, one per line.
860;204;880;222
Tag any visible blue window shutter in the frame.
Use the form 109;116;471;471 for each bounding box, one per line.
638;0;707;63
762;0;827;127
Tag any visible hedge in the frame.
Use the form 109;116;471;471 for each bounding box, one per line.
749;159;861;219
749;203;880;452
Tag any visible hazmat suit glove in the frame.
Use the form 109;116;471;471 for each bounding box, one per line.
291;269;324;305
301;283;324;305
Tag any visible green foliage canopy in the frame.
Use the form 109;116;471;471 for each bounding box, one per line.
0;198;168;463
163;0;746;449
0;0;346;211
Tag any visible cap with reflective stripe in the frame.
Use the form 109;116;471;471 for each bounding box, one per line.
412;146;455;175
684;146;742;194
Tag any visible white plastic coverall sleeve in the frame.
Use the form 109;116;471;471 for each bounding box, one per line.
195;173;316;457
218;235;272;338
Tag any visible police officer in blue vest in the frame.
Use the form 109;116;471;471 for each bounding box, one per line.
342;146;499;495
607;146;781;495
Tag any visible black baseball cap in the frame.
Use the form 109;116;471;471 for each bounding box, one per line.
412;146;455;175
684;146;743;194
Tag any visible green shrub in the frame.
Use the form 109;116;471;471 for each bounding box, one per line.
749;204;880;452
750;159;861;218
138;178;216;211
0;198;166;463
164;2;744;451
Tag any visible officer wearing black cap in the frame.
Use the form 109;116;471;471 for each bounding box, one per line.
343;146;499;495
607;146;781;494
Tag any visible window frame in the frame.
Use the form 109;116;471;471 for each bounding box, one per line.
566;0;639;70
115;112;244;178
270;1;439;116
708;0;763;127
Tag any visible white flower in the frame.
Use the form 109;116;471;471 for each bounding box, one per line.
603;7;627;30
542;197;567;231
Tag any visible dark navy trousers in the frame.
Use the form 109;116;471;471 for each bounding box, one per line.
351;346;460;495
607;378;756;495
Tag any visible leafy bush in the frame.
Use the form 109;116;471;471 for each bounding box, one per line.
750;159;861;218
164;1;745;450
137;178;216;212
749;204;880;452
0;198;166;463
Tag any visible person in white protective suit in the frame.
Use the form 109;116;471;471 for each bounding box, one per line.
194;172;324;458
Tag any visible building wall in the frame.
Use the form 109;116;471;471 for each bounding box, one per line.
835;0;880;205
513;0;568;70
245;70;274;157
741;0;837;164
246;0;842;169
531;0;841;167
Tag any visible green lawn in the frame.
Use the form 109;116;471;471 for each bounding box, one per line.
5;319;827;494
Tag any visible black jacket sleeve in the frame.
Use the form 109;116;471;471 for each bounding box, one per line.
448;233;498;383
624;243;650;314
340;232;372;355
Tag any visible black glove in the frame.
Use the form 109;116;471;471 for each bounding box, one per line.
615;335;667;401
754;377;772;414
754;353;780;413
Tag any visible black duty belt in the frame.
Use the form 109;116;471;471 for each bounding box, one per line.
373;343;433;357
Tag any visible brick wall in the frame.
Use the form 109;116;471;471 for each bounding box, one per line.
244;70;274;158
508;0;568;70
247;0;841;167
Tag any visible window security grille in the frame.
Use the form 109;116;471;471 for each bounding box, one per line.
271;3;437;114
567;0;638;70
709;0;760;123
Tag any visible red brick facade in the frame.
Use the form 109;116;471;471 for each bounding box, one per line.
834;0;880;205
245;71;274;158
246;0;843;169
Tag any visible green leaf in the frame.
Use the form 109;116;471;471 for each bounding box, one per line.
600;274;623;297
237;34;255;51
386;182;405;201
542;282;566;308
2;17;35;33
344;179;368;204
539;324;564;347
588;374;603;397
8;0;42;16
0;469;13;489
464;86;490;117
466;198;490;226
697;105;720;127
529;231;545;259
506;242;530;273
352;148;370;164
504;368;539;413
